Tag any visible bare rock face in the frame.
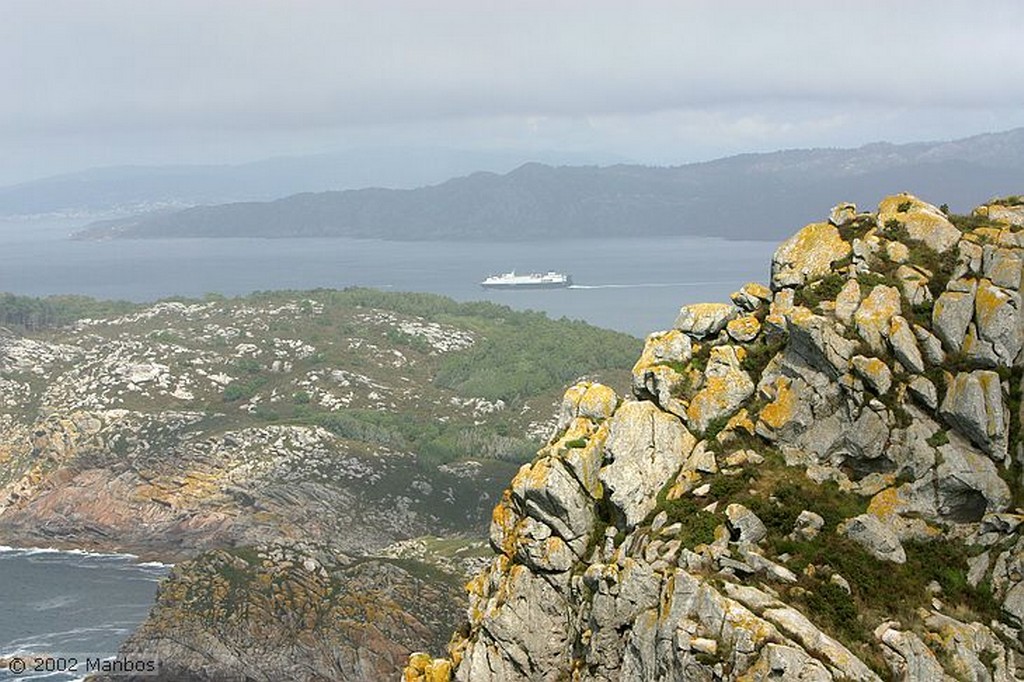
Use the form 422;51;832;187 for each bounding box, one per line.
599;400;695;529
940;370;1007;460
685;346;754;435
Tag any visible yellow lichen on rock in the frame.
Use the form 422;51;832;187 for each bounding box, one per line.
885;240;909;263
877;193;961;253
633;329;691;371
866;487;903;520
727;315;761;343
771;221;851;288
854;285;901;353
757;377;797;431
974;278;1009;329
724;408;755;437
578;383;619;421
976;201;1024;228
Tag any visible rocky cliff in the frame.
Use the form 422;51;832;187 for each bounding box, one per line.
405;194;1024;681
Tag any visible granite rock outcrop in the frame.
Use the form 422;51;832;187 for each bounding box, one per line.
406;194;1024;681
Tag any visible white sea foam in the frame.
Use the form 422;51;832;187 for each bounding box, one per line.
0;545;136;560
0;545;172;572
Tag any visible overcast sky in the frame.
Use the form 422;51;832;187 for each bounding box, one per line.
2;0;1023;185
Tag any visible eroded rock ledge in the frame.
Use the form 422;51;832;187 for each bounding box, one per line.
406;194;1024;681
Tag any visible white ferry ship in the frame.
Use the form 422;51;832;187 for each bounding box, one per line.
480;271;573;289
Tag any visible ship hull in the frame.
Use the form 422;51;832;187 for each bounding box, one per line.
481;281;571;290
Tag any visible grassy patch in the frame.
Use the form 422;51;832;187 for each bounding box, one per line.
836;218;873;242
948;212;1006;232
793;273;846;309
740;334;786;383
856;272;891;289
990;195;1024;207
659;497;720;548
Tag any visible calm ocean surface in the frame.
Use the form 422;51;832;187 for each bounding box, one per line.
0;217;776;671
0;218;777;337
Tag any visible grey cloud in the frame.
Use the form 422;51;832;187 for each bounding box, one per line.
2;0;1024;183
3;0;1024;135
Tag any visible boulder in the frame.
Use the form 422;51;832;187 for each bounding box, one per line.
887;315;925;373
828;202;858;227
877;193;961;253
510;456;594;556
932;283;977;354
940;370;1007;460
786;308;856;378
973;278;1022;365
851;355;892;395
725;503;767;544
886;240;910;263
912;324;945;365
894;264;933;307
875;623;951;681
982;247;1023;290
731;282;772;311
790;510;825;541
977;202;1024;228
755;375;815;442
834;278;862;324
771;222;851;289
726;315;761;343
935;440;1011;521
907;376;938;410
673;303;738;339
839;514;906;564
630;330;691;416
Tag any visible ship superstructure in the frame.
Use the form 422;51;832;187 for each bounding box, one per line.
480;271;572;289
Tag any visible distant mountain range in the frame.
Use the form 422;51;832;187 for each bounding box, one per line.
66;128;1024;242
0;147;623;218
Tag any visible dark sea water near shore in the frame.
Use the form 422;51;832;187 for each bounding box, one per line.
0;216;776;671
0;547;168;682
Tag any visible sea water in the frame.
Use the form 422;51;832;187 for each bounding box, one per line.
0;218;776;337
0;546;168;682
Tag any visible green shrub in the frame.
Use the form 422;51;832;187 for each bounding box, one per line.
948;212;1003;232
804;579;860;641
661;498;719;548
794;273;846;309
740;335;785;382
856;273;890;289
